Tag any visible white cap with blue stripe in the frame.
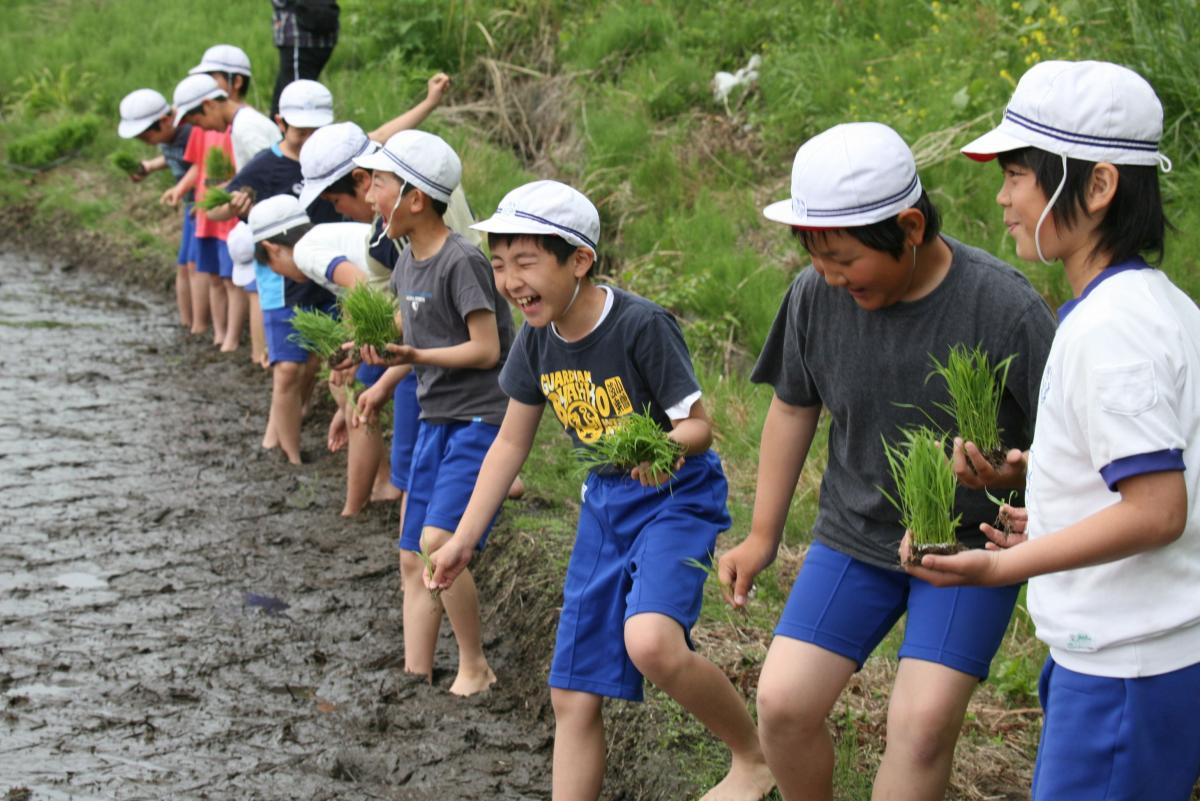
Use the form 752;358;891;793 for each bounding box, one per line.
961;60;1169;170
352;129;461;204
470;180;600;255
763;122;923;229
298;122;379;209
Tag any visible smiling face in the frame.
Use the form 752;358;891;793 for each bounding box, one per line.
996;161;1070;263
365;171;407;237
800;230;916;310
322;170;374;223
489;235;589;327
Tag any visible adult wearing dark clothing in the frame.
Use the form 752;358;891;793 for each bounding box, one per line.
270;0;339;116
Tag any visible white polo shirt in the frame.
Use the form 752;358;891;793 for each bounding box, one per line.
231;105;283;170
293;222;373;294
1025;261;1200;677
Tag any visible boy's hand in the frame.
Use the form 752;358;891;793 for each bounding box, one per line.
329;363;356;388
717;537;778;608
900;532;1007;587
952;438;1026;490
354;382;386;428
361;343;415;366
160;185;183;207
630;455;684;488
426;536;473;591
227;189;254;218
426;73;451;106
130;160;151;183
327;407;348;452
980;504;1029;549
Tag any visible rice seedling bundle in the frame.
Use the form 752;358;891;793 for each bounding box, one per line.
287;308;351;363
204;146;235;183
573;409;683;482
339;282;400;352
881;427;962;564
927;344;1016;466
109;151;142;175
195;186;234;211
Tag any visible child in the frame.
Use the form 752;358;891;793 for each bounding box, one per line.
715;122;1056;801
908;60;1200;801
188;44;281;171
248;194;335;464
354;131;512;696
426;180;775;801
117;88;195;329
170;74;238;349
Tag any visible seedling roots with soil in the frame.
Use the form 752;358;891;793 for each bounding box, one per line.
881;427;962;566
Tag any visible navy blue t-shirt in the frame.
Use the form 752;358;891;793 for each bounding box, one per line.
228;143;338;309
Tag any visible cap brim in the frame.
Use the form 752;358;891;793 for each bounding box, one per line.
282;110;335;129
232;260;256;287
960;128;1031;161
762;198;805;226
351;150;394;173
297;175;336;210
118;116;157;139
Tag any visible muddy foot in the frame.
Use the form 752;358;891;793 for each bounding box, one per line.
698;757;775;801
370;485;403;504
450;666;497;697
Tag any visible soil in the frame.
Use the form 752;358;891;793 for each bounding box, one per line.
0;247;552;799
907;542;964;566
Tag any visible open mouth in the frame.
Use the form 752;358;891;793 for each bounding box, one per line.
514;294;541;309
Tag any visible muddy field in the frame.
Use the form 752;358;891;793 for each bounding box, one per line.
0;250;553;800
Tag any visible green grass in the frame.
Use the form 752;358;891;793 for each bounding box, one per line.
881;427;962;549
6;115;101;168
927;344;1016;461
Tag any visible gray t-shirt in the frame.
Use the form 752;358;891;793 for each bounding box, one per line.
500;286;700;454
752;236;1056;569
390;231;514;426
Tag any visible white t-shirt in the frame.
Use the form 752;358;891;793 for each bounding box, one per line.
1026;263;1200;677
293;222;372;294
230;105;282;170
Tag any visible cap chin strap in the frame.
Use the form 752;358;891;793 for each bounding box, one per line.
1157;153;1173;173
561;278;582;317
370;182;407;248
1034;153;1069;265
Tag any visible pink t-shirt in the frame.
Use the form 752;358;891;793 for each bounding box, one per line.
184;127;237;241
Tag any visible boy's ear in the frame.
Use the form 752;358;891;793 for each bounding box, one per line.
261;240;282;263
895;207;927;248
571;247;595;278
275;114;286;133
352;168;372;194
1085;163;1120;215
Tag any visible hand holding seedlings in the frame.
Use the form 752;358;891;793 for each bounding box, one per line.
927;344;1017;471
952;438;1027;490
225;189;254;218
354;381;390;428
979;496;1028;549
900;530;1007;587
573;409;684;487
361;342;416;366
425;536;474;592
717;536;778;609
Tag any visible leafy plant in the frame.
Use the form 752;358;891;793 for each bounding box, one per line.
338;282;399;352
573;408;683;482
195;186;233;211
927;344;1016;465
287;308;351;361
204;146;235;183
6;115;101;168
880;427;961;556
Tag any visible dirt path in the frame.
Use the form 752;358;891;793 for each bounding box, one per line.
0;251;552;800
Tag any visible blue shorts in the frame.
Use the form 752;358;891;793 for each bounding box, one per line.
1032;657;1200;801
177;204;196;266
244;279;257;294
398;418;500;551
550;450;732;702
389;372;421;491
776;540;1020;679
194;235;221;275
355;363;387;389
216;239;233;279
263;306;311;365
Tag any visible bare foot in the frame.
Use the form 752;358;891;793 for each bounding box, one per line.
698;756;775;801
370;483;403;503
262;437;278;450
449;665;497;697
220;341;240;353
507;475;525;500
340;500;365;517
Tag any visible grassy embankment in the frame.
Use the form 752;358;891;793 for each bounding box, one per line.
3;1;1198;798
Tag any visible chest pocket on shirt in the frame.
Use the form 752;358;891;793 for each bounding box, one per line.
1094;361;1157;415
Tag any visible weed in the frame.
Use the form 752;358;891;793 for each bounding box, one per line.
338;282;399;352
927;344;1015;464
6;116;101;169
881;427;961;555
573;408;683;481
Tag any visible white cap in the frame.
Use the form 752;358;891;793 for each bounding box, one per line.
352;130;461;203
298;122;379;209
279;79;335;128
961;60;1168;168
227;221;257;287
249;195;311;242
172;74;226;126
471;180;599;255
189;44;252;77
118;89;170;138
763;122;923;228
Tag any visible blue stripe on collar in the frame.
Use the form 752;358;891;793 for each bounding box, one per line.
1057;258;1154;322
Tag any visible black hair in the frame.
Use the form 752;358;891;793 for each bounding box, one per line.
145;120;163;133
253;222;313;264
793;189;942;260
997;147;1165;266
401;182;448;217
220;71;250;99
324;171;359;198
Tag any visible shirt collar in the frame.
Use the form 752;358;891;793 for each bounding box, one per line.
1057;258;1153;322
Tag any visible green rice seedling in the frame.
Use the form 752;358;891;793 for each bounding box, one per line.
204;145;234;183
927;344;1016;467
573;408;683;483
416;547;442;600
288;308;351;363
880;427;962;565
108;151;142;176
195;186;234;211
984;487;1020;538
339;282;399;352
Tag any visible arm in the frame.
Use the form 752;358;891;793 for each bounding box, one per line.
428;399;543;588
353;364;412;427
630;398;713;487
132;154;167;183
717;396;822;607
160;163;198;206
907;470;1187;586
368;73;451;142
369;308;500;370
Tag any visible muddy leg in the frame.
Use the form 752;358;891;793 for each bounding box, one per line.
248;292;267;367
221;281;246;352
271;361;304;464
550;688;605;801
370;445;402;503
175;266;192;329
624;613;774;801
208;274;227;347
343;395;382;517
400;548;441;680
421;527;495;696
188;263;209;335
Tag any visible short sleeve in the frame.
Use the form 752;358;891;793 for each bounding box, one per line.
498;324;544;405
751;273;821;407
293;224;370;293
1066;315;1186;489
632;310;701;412
447;244;496;320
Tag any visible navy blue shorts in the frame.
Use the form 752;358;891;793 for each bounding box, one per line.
776;539;1020;679
1032;657;1200;801
550;450;732;702
389;372;420;491
398;418;499;552
355;363;386;389
216;238;233;280
263;307;310;365
177;205;196;266
194;235;222;276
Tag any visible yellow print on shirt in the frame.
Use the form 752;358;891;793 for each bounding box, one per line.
540;369;635;443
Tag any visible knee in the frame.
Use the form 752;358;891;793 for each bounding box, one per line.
274;362;302;387
885;701;962;768
623;616;688;683
756;670;825;740
551;688;602;729
399;550;423;583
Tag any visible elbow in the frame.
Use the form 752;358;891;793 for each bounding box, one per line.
1153;505;1188;547
476;342;501;370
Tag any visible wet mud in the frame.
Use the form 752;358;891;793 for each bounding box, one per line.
0;251;552;799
